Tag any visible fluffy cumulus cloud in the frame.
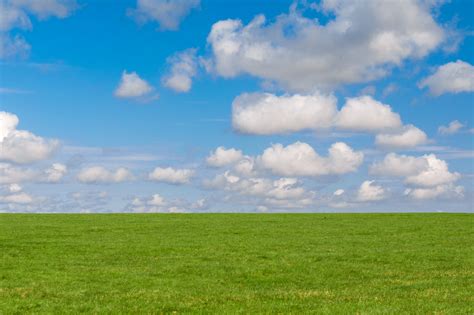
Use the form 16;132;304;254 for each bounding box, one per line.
148;166;194;184
114;71;153;98
356;180;386;202
127;193;206;212
0;0;77;58
438;120;464;135
232;92;337;135
162;48;198;92
335;96;402;132
375;125;428;149
419;60;474;96
370;153;463;199
259;141;363;177
128;0;200;31
231;94;427;149
206;0;444;92
205;171;315;209
0;111;59;164
206;146;243;167
77;166;134;184
0;163;67;184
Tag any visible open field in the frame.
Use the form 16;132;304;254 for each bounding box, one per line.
0;214;472;314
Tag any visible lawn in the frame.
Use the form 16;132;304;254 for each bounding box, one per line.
0;214;472;314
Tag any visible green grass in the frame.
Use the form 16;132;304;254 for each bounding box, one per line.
0;214;472;314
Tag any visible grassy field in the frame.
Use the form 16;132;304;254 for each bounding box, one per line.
0;214;472;314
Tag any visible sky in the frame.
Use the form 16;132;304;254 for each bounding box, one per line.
0;0;473;213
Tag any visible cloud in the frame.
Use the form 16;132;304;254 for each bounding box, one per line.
370;153;462;199
114;71;153;98
356;180;386;202
206;0;444;92
404;184;464;200
128;0;200;31
259;141;363;177
204;171;315;209
0;0;77;59
148;166;194;184
0;34;31;59
232;92;337;135
206;146;243;167
162;48;198;92
335;96;402;132
44;163;67;183
375;125;428;149
0;191;33;204
0;111;59;164
438;120;464;135
419;60;474;96
77;166;133;184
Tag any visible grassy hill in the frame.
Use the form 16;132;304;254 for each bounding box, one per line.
1;214;472;314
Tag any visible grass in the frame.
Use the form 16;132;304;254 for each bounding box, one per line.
0;213;473;314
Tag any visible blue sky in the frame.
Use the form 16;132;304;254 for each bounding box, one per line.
0;0;473;213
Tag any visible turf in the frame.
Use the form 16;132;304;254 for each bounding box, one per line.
0;214;472;314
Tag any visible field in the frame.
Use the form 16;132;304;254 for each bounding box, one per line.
0;214;472;314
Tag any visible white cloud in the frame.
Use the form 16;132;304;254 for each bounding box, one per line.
0;191;33;204
0;163;67;184
232;92;337;135
405;155;460;188
438;120;464;135
77;166;134;184
0;111;59;164
0;34;30;59
404;184;464;200
114;71;153;98
419;60;474;96
0;0;77;59
356;180;386;202
8;183;22;193
335;96;402;132
333;189;345;196
148;167;194;184
128;0;200;31
259;141;363;177
370;153;462;199
206;146;243;167
206;0;444;92
375;125;428;149
147;193;166;206
204;171;315;209
162;48;198;93
44;163;67;183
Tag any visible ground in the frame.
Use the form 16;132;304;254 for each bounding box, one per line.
0;213;472;314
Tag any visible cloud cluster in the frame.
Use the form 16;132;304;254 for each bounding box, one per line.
259;142;363;177
127;193;207;212
205;172;315;210
0;111;59;164
77;166;134;184
206;0;444;92
356;180;386;202
148;166;194;184
128;0;200;31
206;146;243;167
370;153;463;199
232;94;428;149
114;71;153;98
232;92;337;135
0;0;77;58
419;60;474;96
162;48;198;92
438;120;464;135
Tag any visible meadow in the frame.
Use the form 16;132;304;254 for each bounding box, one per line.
0;213;472;314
